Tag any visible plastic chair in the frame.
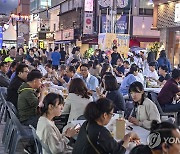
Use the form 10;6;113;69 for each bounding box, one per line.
2;101;17;150
29;125;52;154
0;92;6;123
6;107;33;154
54;113;69;133
149;92;178;124
77;115;86;120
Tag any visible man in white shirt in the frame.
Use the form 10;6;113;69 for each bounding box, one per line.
147;62;159;81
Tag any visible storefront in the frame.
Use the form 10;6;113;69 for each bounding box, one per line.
54;29;75;54
152;0;180;67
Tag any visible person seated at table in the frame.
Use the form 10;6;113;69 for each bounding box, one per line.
80;63;99;95
120;64;138;96
0;61;10;88
158;65;171;86
44;63;57;80
113;58;125;77
100;63;114;79
7;63;29;109
37;93;78;154
17;70;45;128
129;120;180;154
123;60;130;76
58;65;80;88
158;69;180;125
101;74;125;113
57;64;70;86
146;62;159;81
63;78;93;122
128;81;161;129
72;98;140;154
89;59;102;78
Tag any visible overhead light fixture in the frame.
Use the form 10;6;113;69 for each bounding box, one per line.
147;0;153;6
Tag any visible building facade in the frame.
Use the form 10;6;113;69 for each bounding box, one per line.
152;0;180;67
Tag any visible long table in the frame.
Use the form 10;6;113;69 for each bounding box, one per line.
69;115;150;152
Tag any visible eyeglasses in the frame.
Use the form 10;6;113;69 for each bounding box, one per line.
109;113;115;117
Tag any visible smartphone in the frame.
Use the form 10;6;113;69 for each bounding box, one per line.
74;123;81;130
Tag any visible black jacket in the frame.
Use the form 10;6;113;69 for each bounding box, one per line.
7;76;24;109
106;90;125;113
72;121;126;154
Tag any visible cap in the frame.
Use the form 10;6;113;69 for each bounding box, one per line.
4;57;13;62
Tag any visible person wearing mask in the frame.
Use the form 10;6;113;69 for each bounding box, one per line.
128;81;161;129
72;98;140;154
158;69;180;125
111;46;122;66
63;78;93;122
130;120;180;154
17;70;45;128
7;64;29;109
51;46;61;70
157;50;171;73
120;64;138;96
36;93;77;154
0;62;10;87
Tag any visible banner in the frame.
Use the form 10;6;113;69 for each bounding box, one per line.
0;26;3;50
116;15;128;34
84;0;93;12
98;33;130;56
83;12;93;34
101;15;111;33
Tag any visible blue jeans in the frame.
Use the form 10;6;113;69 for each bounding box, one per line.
161;103;180;113
161;103;180;125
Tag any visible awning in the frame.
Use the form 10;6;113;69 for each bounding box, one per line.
54;40;75;44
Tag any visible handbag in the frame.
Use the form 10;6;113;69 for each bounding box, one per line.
86;123;101;154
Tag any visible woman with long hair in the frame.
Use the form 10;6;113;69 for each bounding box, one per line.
89;59;102;77
63;78;93;122
104;75;125;113
128;81;161;129
36;93;77;154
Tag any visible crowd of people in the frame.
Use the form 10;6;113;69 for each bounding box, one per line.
0;45;179;154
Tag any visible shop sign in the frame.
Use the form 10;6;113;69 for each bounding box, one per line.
63;29;74;40
55;31;62;41
83;12;93;34
0;26;3;50
39;41;44;49
84;0;93;12
46;32;54;40
175;3;180;23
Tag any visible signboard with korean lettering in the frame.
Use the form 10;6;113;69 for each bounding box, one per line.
83;12;93;34
63;29;74;40
84;0;93;12
0;26;3;50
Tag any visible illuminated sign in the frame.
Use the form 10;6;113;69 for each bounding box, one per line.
84;0;93;12
175;3;180;23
